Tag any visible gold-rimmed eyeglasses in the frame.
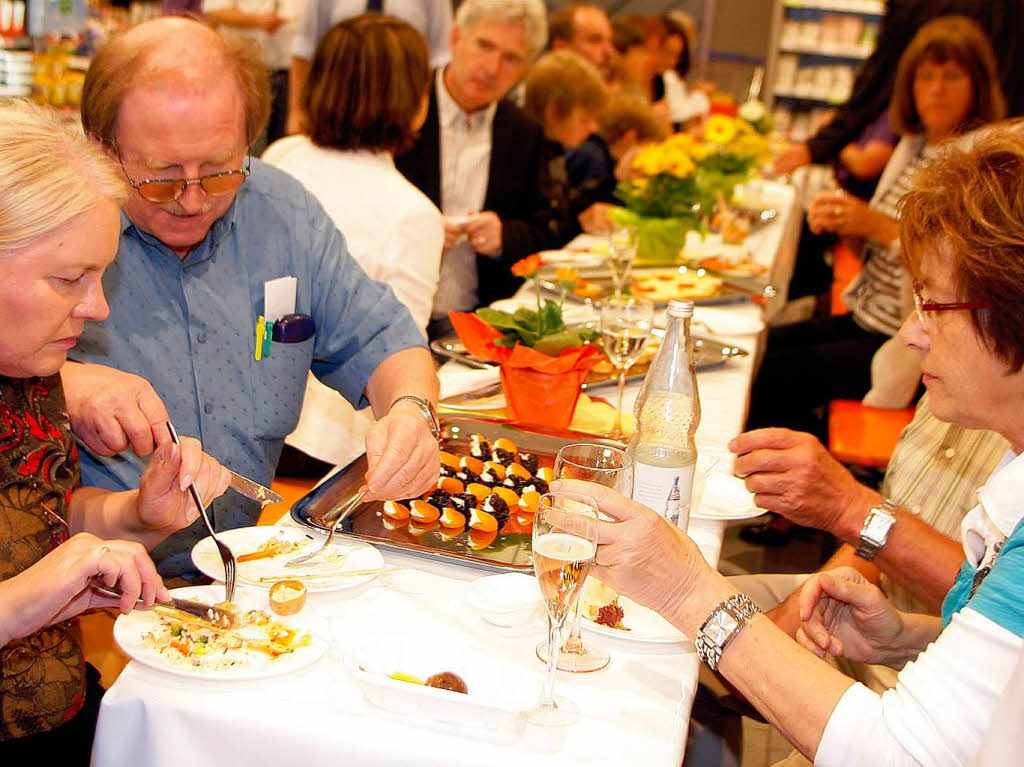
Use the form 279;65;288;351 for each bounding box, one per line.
114;144;251;203
912;281;991;330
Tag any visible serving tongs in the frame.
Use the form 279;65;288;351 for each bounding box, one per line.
286;486;368;567
89;579;236;629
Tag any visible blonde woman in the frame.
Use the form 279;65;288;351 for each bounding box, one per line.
0;101;230;762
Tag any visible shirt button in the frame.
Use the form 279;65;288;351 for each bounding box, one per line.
203;403;214;414
944;447;956;459
197;332;207;344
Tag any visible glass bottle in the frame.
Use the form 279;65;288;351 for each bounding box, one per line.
627;300;700;529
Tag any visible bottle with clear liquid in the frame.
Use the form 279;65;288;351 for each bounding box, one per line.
627;300;700;529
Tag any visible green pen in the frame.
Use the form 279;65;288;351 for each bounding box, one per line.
263;320;273;357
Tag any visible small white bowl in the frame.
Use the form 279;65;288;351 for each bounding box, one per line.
468;573;539;627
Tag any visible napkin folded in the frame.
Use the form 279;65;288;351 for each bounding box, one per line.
438;360;500;400
699;472;760;517
569;394;634;436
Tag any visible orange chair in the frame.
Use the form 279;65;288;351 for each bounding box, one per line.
826;242;914;468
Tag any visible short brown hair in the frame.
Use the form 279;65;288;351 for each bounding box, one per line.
548;4;578;46
302;14;429;153
82;17;270;147
597;92;668;144
899;121;1024;372
890;15;1005;136
524;50;606;123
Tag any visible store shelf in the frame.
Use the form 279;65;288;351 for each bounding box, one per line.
783;0;883;14
779;42;872;60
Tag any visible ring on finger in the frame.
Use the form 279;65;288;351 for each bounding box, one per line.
100;545;111;553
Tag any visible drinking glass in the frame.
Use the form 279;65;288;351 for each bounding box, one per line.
607;225;639;297
528;491;599;727
535;444;633;673
599;296;654;440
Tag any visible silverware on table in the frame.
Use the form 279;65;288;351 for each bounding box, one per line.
166;421;236;603
227;470;282;507
286;486;368;567
429;339;496;369
89;579;236;628
440;380;504;405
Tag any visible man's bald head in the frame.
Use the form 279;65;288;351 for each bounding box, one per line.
82;17;270;147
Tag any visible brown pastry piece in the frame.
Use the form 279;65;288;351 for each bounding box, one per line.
425;671;468;694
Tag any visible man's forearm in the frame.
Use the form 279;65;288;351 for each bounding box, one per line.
365;347;439;419
831;498;963;613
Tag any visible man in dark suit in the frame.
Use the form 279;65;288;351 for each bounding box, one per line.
396;0;553;337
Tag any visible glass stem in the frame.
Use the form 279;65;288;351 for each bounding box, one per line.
542;614;561;708
562;593;586;654
613;367;627;436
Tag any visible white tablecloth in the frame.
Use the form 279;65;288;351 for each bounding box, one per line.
91;181;798;767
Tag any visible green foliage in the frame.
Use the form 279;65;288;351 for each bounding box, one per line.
477;299;598;356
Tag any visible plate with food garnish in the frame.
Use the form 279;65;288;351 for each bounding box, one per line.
113;585;328;681
697;255;768;278
191;526;385;592
580;577;688;645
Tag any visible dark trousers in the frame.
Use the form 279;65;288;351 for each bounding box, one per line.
746;313;889;441
0;664;104;766
788;218;838;302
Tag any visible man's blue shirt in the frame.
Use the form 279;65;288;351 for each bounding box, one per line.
70;159;424;574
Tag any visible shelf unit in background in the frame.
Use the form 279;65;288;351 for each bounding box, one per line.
764;0;884;141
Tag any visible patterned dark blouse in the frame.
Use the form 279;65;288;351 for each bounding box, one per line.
0;375;84;740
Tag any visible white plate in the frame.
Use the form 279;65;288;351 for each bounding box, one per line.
580;577;687;644
537;249;605;269
113;585;328;681
347;633;534;733
191;526;384;592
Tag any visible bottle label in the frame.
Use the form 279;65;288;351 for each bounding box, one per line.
632;462;696;529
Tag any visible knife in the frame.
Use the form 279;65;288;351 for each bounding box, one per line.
89;579;236;628
228;470;282;507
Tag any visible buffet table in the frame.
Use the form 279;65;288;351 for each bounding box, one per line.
91;181;798;767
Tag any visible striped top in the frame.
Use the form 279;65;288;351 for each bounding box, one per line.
848;144;937;336
880;393;1008;615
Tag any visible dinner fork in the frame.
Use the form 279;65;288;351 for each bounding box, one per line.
286;486;367;567
166;422;236;603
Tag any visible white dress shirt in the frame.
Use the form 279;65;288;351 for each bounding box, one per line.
203;0;301;70
432;67;497;319
262;136;443;466
291;0;452;67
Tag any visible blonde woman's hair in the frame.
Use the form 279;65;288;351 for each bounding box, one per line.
0;99;126;252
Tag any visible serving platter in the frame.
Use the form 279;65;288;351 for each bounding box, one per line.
430;332;748;386
291;416;622;572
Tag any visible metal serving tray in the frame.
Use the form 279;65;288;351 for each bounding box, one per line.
290;416;623;573
430;333;748;387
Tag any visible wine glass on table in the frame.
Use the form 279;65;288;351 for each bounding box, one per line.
608;225;639;297
600;296;654;440
535;443;633;673
529;491;599;727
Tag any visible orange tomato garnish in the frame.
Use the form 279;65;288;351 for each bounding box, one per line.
383;500;410;520
466;483;490;502
468;507;498;533
439;451;459;469
459;456;485;475
468;527;498;550
409;500;440;524
439;506;466;528
493;486;519;508
484;461;506;480
438;477;465;494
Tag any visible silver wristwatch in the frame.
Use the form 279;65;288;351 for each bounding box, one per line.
390;395;440;440
695;593;761;671
856;498;898;561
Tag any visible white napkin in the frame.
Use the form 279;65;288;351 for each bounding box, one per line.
438;360;500;400
699;472;760;517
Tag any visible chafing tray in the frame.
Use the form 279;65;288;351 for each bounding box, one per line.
290;416;623;572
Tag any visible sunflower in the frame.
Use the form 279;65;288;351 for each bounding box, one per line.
704;114;738;145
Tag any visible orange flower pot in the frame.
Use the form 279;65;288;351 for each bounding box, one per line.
499;364;589;428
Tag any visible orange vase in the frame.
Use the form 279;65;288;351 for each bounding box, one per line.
499;364;589;428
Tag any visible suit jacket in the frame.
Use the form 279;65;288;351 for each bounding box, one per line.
396;78;553;308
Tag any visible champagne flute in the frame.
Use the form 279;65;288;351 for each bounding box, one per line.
529;491;599;727
608;225;639;297
535;444;633;673
600;296;654;440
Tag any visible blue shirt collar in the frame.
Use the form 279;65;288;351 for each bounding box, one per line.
119;192;241;267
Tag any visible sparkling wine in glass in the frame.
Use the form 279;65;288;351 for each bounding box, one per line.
528;491;598;727
608;226;639;297
600;296;654;440
535;444;633;673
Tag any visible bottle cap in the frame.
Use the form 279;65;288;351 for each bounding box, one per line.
667;300;694;318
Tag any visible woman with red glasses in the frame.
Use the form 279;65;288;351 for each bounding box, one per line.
561;122;1024;765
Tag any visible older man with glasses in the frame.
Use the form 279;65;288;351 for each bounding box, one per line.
62;17;441;577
